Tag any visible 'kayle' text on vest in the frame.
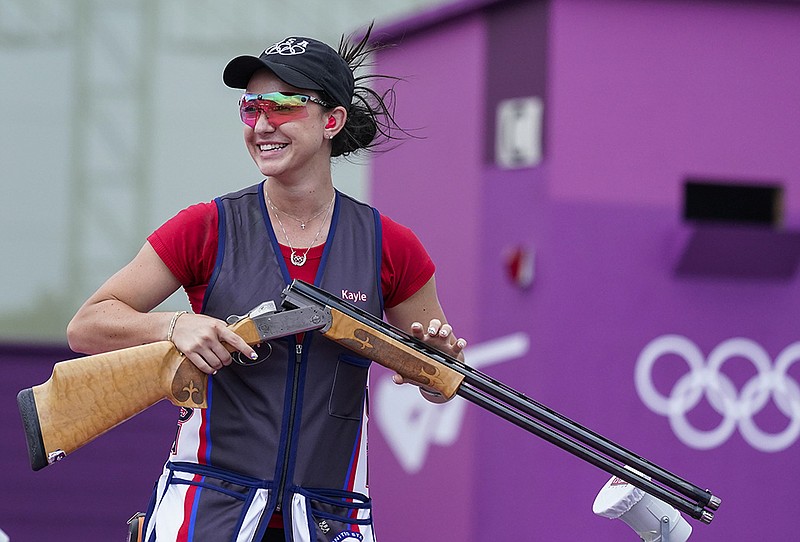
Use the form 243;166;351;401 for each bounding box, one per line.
341;289;368;303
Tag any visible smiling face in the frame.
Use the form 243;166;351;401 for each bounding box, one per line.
243;69;344;183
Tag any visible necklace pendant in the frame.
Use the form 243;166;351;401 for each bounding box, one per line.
300;223;306;230
290;251;307;266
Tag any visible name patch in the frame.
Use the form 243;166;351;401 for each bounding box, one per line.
341;289;368;303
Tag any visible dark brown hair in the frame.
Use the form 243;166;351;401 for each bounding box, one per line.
327;23;412;157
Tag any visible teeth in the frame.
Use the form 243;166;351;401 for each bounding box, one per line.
259;143;287;152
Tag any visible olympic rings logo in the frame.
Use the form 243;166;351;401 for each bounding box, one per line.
265;38;309;56
635;335;800;452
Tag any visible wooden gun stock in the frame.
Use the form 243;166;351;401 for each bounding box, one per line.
18;317;263;471
322;307;465;399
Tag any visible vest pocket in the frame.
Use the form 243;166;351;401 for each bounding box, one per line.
292;487;374;542
328;354;370;420
145;461;274;542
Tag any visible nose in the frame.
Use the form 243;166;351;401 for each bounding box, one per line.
253;109;276;131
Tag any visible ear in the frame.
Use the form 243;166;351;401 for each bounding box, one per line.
323;106;347;139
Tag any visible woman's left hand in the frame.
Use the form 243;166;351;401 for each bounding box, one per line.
392;318;467;403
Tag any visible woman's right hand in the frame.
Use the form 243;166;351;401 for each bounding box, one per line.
168;312;258;374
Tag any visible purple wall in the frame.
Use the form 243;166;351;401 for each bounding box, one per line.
370;1;800;541
548;0;800;223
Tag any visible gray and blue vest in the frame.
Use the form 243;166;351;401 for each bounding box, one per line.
203;181;382;495
145;182;385;541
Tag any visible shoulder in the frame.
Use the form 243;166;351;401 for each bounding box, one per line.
153;201;218;239
176;200;218;223
147;200;220;286
380;214;422;245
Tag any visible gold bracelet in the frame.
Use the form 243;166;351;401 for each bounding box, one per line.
167;310;188;343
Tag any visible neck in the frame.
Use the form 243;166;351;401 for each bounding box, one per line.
264;177;335;217
267;185;335;259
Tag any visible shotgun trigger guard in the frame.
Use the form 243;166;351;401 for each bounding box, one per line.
226;301;279;325
227;301;280;366
233;342;272;366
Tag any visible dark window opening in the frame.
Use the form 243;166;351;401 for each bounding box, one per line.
683;179;783;227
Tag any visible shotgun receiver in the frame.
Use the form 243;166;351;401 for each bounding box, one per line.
17;301;330;471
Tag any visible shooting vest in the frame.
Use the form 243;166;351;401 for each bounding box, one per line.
145;182;382;542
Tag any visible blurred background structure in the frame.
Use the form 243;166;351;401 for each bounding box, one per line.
2;1;800;541
0;0;450;341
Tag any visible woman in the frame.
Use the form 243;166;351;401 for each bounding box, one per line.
67;28;465;542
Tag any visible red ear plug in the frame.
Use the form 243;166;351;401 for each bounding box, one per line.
325;116;336;128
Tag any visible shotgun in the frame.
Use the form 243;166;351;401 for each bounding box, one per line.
18;280;720;525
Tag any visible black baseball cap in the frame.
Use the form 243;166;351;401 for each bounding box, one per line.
223;36;355;108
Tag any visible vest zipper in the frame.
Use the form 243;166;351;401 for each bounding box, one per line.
275;342;303;513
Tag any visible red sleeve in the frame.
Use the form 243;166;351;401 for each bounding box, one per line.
380;214;435;308
147;201;218;312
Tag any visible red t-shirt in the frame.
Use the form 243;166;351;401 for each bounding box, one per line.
148;200;434;312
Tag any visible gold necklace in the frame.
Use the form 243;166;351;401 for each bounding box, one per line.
269;193;335;266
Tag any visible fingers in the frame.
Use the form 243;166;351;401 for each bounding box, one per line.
179;331;233;374
411;318;445;339
218;328;259;363
397;318;468;403
171;314;258;374
410;321;425;338
392;372;450;404
410;319;467;353
426;318;443;337
419;387;448;404
184;346;227;375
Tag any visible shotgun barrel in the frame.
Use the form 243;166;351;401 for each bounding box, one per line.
281;280;721;524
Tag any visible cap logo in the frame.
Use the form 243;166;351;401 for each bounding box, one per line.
265;38;309;56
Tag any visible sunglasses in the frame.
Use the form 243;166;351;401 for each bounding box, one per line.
239;92;332;128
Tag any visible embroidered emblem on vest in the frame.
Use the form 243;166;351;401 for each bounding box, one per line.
171;406;195;455
332;532;363;542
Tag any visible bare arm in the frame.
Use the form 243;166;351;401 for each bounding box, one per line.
67;242;256;373
384;275;467;402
